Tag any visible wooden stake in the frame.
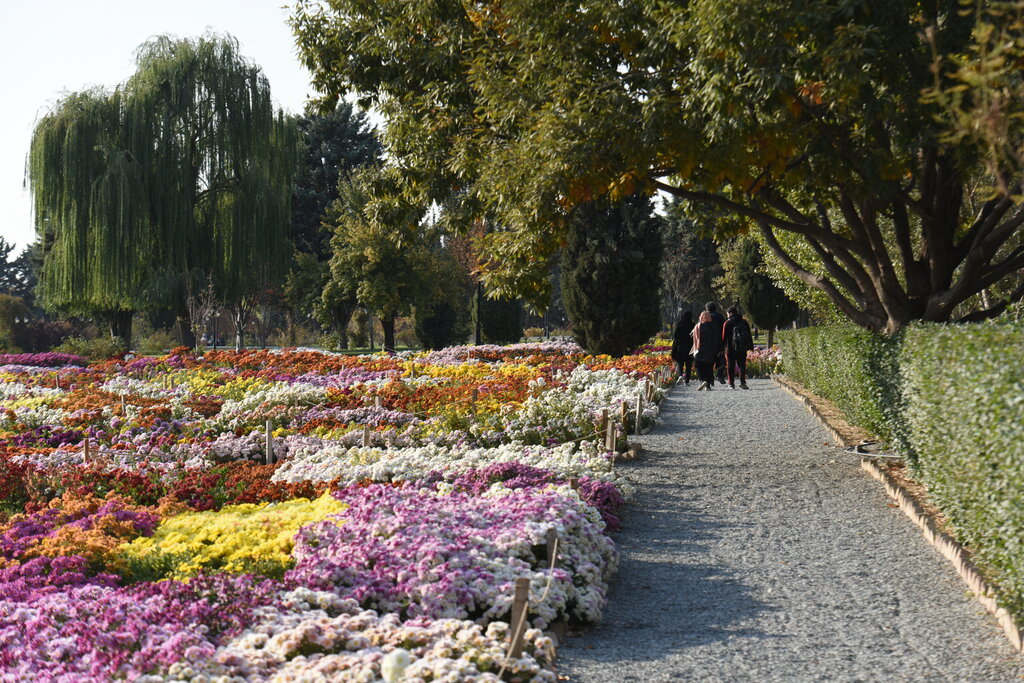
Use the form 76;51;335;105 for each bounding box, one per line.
83;437;90;464
470;387;479;415
509;577;531;658
55;374;60;390
619;400;628;425
546;528;558;566
568;477;579;491
265;420;274;465
598;409;609;443
362;425;372;447
605;417;616;452
120;395;126;412
373;394;382;408
635;392;644;435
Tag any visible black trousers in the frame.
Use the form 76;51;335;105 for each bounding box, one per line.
695;359;715;385
675;355;694;382
714;351;727;383
725;347;747;385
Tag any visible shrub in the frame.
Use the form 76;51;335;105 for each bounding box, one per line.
781;321;1024;622
12;319;79;352
136;329;177;356
53;335;127;361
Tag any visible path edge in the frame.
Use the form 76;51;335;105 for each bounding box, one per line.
772;374;1024;654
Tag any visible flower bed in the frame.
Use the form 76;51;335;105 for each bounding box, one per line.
0;342;670;680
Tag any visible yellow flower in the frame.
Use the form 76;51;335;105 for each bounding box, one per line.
120;492;345;580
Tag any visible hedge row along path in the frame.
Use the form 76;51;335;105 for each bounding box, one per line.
558;379;1024;682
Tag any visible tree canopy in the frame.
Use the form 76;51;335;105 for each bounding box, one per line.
29;33;296;344
323;167;445;351
292;0;1024;334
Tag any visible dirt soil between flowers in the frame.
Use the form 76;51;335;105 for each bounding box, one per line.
557;378;1024;682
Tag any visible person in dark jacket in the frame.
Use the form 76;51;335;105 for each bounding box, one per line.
704;302;727;384
670;310;695;384
723;306;754;389
691;310;723;391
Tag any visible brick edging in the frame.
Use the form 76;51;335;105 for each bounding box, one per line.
773;375;1024;654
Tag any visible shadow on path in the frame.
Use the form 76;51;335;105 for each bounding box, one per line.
558;380;1024;682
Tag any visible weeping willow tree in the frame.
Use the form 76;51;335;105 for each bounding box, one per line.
29;33;296;348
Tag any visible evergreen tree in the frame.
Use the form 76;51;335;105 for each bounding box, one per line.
561;195;663;356
415;248;471;349
292;101;382;257
472;293;523;345
286;101;382;345
735;238;798;347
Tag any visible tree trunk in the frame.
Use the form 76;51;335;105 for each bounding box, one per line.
286;309;297;347
229;307;246;351
332;303;356;350
767;327;775;348
367;308;375;351
175;311;196;349
381;313;396;353
105;310;133;349
474;281;483;345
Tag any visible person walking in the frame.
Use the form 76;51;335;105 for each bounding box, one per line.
704;302;727;385
691;310;723;391
723;306;754;389
670;310;695;385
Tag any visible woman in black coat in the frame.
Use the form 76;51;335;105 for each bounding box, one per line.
670;310;695;384
691;310;724;391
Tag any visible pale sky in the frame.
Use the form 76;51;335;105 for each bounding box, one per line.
0;0;317;253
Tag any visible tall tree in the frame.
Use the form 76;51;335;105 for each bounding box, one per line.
29;33;296;347
293;0;1024;335
0;238;22;296
324;167;442;352
292;101;382;256
286;101;382;346
730;238;799;347
660;199;723;322
561;195;663;356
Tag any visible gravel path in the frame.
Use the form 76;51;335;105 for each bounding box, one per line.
558;378;1024;682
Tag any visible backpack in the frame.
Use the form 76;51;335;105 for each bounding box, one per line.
732;319;753;351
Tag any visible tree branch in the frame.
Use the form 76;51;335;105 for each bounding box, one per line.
756;219;876;328
957;278;1024;323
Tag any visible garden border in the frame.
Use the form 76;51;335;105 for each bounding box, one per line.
772;374;1024;654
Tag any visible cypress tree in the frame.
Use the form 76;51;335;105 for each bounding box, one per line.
735;238;798;347
472;293;523;345
561;195;663;356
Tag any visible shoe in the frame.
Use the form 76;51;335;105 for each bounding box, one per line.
684;381;690;386
729;384;736;390
697;381;708;391
706;384;713;391
741;383;749;390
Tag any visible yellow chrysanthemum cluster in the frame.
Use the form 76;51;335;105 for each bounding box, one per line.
120;492;344;579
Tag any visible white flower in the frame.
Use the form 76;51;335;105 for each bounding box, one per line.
381;648;412;682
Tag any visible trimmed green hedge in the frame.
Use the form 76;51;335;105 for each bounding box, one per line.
780;322;1024;621
778;325;902;445
901;322;1024;619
